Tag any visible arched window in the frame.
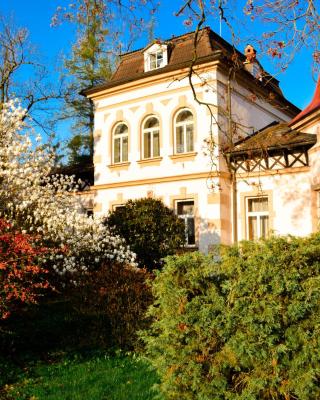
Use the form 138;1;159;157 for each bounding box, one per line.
113;123;128;163
174;109;194;154
142;116;160;159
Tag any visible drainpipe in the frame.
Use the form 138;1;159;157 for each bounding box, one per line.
232;169;238;243
227;67;238;243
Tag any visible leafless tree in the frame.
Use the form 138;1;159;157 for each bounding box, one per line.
176;0;319;75
0;15;64;133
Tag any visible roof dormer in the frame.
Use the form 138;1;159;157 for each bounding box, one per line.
143;42;168;72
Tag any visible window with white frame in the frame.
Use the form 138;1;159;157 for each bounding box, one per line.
176;200;195;246
113;123;128;164
246;197;269;240
174;109;194;154
142;116;160;159
144;44;168;72
148;50;164;70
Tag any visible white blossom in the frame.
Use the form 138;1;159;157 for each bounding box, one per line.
0;100;135;274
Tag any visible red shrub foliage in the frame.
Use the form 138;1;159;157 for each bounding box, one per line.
0;218;52;319
72;262;154;349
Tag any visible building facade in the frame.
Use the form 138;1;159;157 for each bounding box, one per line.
83;28;320;252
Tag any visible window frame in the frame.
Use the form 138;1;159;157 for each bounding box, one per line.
144;44;168;72
148;50;164;70
112;122;128;164
246;196;269;240
174;108;194;154
175;199;196;247
142;116;160;159
317;191;320;226
112;204;125;212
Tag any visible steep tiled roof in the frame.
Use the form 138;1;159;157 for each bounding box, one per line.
289;76;320;125
82;27;284;98
229;122;316;154
111;28;227;82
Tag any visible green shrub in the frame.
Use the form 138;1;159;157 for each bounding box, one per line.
104;198;185;270
142;235;320;400
72;262;153;349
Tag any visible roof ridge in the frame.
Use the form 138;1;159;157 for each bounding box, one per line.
119;26;211;59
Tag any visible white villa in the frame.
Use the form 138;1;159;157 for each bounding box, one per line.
82;27;320;252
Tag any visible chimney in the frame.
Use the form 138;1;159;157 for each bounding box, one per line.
243;44;262;80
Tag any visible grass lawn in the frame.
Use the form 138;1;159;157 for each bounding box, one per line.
1;352;160;400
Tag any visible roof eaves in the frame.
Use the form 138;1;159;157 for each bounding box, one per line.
230;137;316;156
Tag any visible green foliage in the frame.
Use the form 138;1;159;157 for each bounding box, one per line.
61;0;113;164
142;235;320;399
65;133;92;165
104;198;186;270
71;262;154;349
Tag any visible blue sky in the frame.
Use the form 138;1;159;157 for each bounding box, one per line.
0;0;317;130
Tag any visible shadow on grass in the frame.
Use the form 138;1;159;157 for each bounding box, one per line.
1;294;114;387
0;295;160;400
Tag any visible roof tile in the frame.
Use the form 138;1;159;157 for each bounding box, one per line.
289;76;320;125
230;122;316;154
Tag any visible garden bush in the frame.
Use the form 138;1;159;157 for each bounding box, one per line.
71;262;154;349
104;198;185;270
142;235;320;400
0;218;52;320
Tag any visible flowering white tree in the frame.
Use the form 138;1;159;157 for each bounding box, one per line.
0;101;135;274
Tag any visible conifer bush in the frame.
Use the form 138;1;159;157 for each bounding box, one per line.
142;235;320;400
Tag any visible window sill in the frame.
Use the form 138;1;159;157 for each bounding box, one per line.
176;246;198;254
137;157;163;167
170;152;197;162
145;65;166;72
108;162;130;170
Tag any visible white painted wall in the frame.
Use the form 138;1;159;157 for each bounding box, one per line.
93;76;216;186
94;177;222;252
91;62;311;250
236;170;312;240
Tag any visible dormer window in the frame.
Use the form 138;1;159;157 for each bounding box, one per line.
149;50;164;70
144;43;168;72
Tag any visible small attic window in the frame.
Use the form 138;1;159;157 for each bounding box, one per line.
144;43;168;72
149;50;164;70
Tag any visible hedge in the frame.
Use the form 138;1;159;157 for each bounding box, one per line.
142;235;320;399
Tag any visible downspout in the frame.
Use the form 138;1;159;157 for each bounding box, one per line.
227;67;238;243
